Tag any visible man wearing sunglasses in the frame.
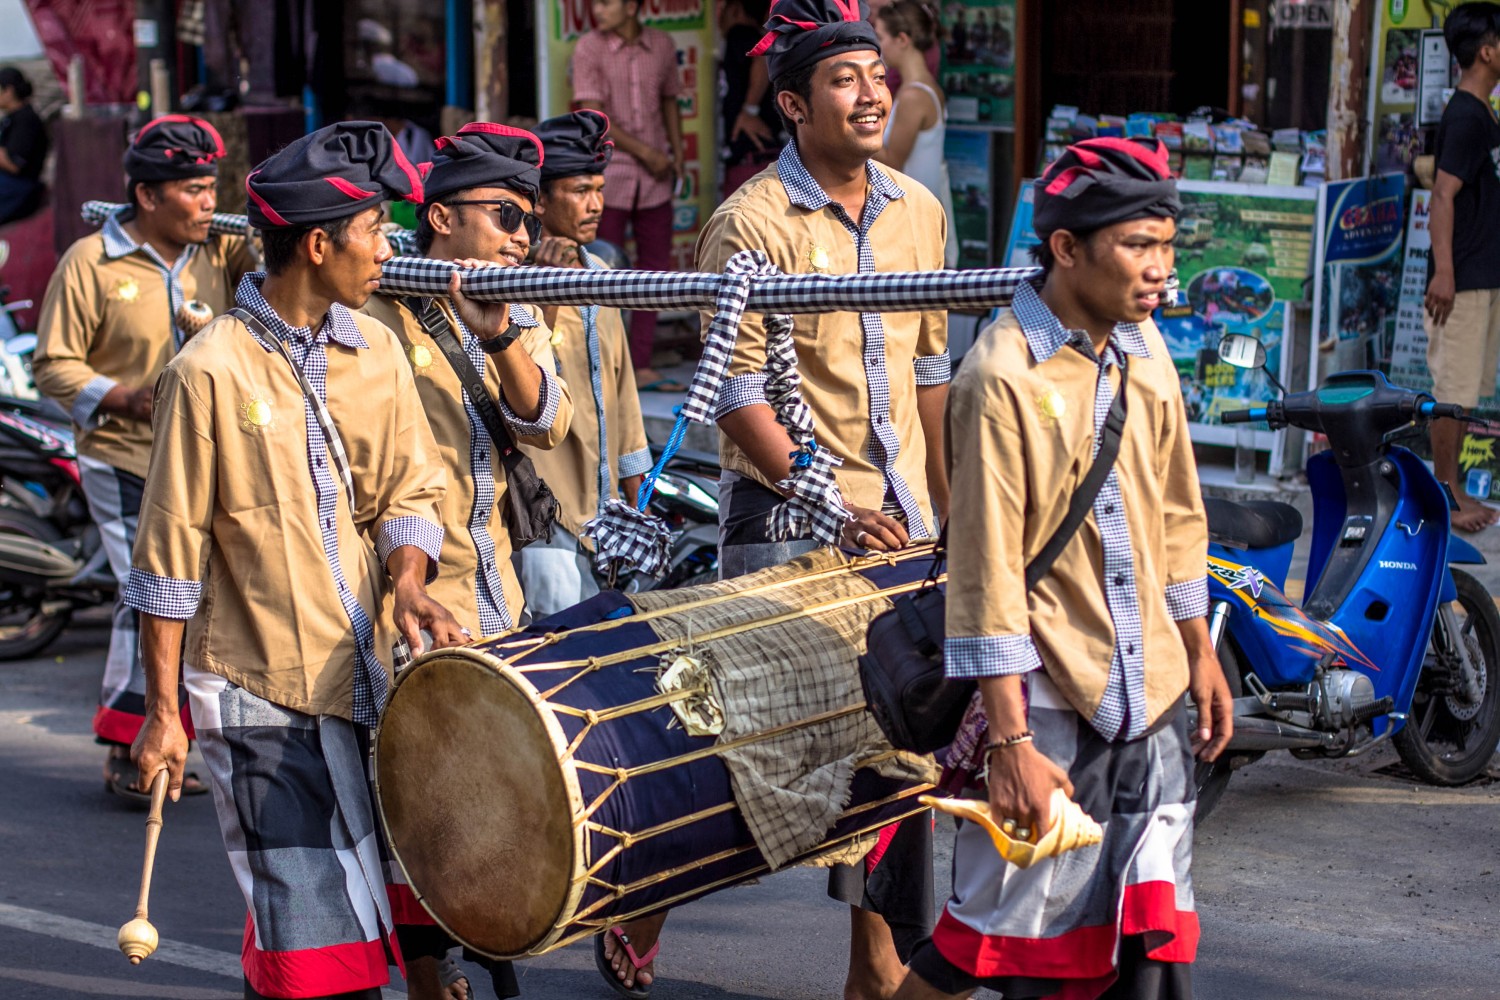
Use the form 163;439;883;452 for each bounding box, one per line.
361;122;573;1000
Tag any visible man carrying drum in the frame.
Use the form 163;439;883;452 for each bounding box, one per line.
594;2;952;996
362;121;573;1000
893;139;1234;1000
519;110;653;619
128;121;466;1000
33;115;255;798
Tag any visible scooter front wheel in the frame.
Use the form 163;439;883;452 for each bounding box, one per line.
1394;568;1500;785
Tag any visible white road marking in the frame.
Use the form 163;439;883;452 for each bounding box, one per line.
0;901;407;997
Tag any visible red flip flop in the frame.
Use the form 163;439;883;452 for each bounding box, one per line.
593;925;659;999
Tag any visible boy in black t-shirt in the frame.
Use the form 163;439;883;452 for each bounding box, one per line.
1426;3;1500;531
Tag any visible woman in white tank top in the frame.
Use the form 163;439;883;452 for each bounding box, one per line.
873;0;959;268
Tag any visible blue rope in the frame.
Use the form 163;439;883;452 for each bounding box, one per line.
638;406;689;511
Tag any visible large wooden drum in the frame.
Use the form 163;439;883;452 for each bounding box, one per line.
373;545;941;959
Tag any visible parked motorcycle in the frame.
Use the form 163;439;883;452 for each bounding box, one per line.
623;445;721;592
0;399;113;659
1190;333;1500;817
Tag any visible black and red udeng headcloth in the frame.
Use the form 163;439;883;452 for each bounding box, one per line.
424;122;544;205
1033;137;1180;237
536;111;614;183
749;0;880;82
124;115;225;183
245;121;423;230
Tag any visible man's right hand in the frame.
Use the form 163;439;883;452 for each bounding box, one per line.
132;710;189;803
986;741;1074;842
533;236;583;268
123;386;154;422
641;147;674;180
1426;270;1457;327
841;505;909;552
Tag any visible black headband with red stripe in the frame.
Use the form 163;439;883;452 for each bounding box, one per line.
536;110;614;182
246;121;422;230
1033;137;1181;237
749;0;879;82
124;115;225;183
424;122;544;204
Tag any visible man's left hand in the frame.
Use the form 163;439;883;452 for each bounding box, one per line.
1188;649;1234;761
448;265;511;340
533;236;582;269
393;581;468;653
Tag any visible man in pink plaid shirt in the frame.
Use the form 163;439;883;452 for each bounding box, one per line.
572;0;687;391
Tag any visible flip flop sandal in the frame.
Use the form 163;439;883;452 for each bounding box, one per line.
438;955;472;1000
103;754;152;803
180;771;210;796
593;926;659;999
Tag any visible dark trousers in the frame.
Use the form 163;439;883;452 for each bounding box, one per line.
598;200;674;371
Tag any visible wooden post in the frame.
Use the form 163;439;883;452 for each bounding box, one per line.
475;0;509;122
1327;0;1374;180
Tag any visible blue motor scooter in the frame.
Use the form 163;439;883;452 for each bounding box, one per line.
1190;333;1500;817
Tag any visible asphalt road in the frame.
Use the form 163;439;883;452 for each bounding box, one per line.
2;616;1498;1000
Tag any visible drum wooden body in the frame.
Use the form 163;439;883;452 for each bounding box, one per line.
374;546;939;959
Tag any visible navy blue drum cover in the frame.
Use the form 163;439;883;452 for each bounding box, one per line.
374;546;940;959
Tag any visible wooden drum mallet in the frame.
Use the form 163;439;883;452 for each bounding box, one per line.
117;769;169;963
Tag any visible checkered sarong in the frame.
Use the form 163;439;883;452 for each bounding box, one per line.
185;666;400;997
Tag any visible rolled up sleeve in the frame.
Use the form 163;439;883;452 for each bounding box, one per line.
614;342;652;479
125;367;215;618
913;351;952;386
1158;373;1210;619
33;248;112;424
943;364;1036;679
500;323;572;448
362;355;447;581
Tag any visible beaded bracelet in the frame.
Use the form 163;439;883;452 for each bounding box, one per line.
983;731;1035;754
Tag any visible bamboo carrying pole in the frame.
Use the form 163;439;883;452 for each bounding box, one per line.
117;770;169;964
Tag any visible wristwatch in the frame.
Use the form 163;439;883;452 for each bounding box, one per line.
740;104;761;118
480;323;523;354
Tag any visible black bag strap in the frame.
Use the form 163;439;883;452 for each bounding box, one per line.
932;355;1130;592
404;296;521;458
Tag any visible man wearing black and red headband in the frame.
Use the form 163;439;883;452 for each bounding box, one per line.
128;121;466;1000
33;115;256;800
612;2;949;999
893;137;1231;1000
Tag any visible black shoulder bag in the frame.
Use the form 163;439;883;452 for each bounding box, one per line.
405;297;558;548
859;358;1130;753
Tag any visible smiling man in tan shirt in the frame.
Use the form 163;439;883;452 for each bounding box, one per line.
33;115;254;796
127;122;465;1000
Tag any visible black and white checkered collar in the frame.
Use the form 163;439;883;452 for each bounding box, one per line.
235;273;369;352
775;142;905;214
101;210;202;266
1012;281;1151;366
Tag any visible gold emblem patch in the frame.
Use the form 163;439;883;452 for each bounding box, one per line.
1037;388;1067;424
550;326;565;348
409;344;433;372
808;244;830;273
240;396;274;431
114;278;140;303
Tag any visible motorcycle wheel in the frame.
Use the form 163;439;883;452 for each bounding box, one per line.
0;508;72;660
1394;568;1500;785
1193;640;1246;822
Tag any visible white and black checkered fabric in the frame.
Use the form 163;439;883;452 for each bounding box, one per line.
82;200;250;240
581;498;675;577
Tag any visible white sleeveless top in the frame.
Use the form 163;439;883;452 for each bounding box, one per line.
886;81;959;268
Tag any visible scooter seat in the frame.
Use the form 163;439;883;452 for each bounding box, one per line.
1202;497;1302;550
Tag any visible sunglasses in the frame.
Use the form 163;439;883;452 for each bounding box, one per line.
442;198;543;243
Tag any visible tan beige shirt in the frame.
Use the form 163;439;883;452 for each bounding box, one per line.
520;264;652;546
362;294;572;634
124;285;447;719
33;216;256;479
694;147;949;537
943;284;1210;734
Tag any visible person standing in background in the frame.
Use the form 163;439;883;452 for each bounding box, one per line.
719;0;782;197
1423;2;1500;532
873;0;958;268
0;66;47;225
571;0;687;392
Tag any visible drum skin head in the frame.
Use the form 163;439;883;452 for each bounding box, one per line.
376;652;575;957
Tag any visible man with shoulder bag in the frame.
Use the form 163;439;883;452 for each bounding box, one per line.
892;138;1234;1000
361;121;573;1000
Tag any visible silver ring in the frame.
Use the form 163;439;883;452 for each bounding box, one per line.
855;530;868;547
460;627;472;638
1015;826;1032;841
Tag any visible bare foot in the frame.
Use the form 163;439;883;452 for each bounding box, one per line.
1453;497;1499;533
844;907;906;1000
605;913;668;990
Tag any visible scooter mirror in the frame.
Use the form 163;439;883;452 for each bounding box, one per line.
1217;333;1266;370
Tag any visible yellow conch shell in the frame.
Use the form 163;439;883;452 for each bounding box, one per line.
920;789;1103;869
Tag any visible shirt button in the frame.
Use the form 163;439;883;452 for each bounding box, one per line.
1104;503;1115;514
1128;643;1137;655
1113;575;1125;587
325;518;333;529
